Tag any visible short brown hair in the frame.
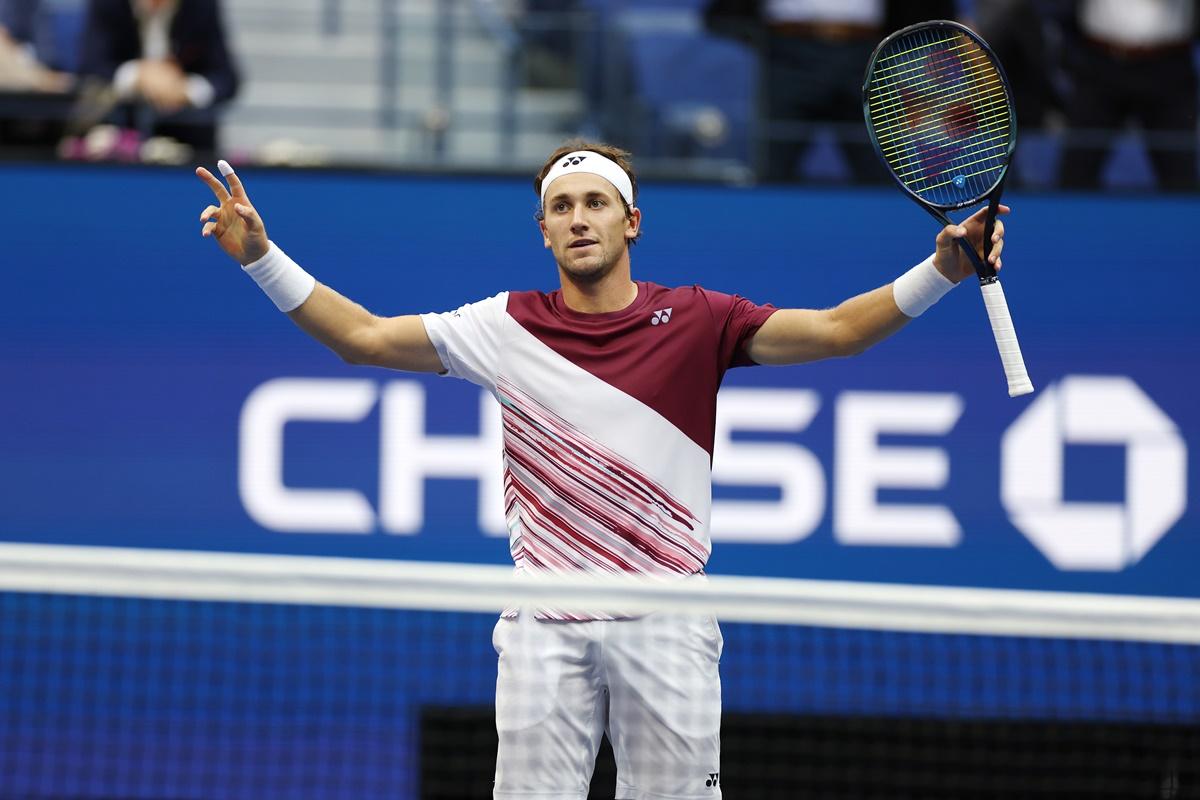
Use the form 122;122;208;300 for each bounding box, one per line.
534;139;641;244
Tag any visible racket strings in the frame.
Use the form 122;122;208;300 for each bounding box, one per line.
869;42;990;97
866;27;1013;204
872;72;1005;152
876;110;1008;193
912;147;1013;191
874;90;1008;160
881;96;1011;170
870;39;1005;142
869;60;1001;137
882;116;1009;177
873;88;1005;149
894;139;1010;185
875;45;1008;139
871;32;979;66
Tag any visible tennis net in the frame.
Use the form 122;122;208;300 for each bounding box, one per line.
1;543;1198;799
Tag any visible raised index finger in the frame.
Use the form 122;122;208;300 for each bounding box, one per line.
218;159;248;199
195;166;230;203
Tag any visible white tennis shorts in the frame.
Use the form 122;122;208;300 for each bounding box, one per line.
492;611;723;800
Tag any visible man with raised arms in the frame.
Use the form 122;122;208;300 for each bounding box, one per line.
196;141;1006;800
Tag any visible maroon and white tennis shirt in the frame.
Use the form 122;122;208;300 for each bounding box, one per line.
421;282;776;616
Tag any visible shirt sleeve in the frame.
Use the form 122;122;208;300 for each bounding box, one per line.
701;288;777;369
419;292;509;394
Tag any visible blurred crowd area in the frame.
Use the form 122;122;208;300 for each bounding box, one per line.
0;0;1196;191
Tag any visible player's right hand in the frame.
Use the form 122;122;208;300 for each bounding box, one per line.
196;160;269;266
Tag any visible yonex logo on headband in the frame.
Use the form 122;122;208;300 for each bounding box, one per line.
540;150;634;207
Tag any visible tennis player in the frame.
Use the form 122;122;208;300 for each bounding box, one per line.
196;141;1006;800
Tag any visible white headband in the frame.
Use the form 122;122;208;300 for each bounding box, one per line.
539;151;635;208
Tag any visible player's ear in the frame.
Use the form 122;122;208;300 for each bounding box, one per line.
625;206;641;241
538;215;551;249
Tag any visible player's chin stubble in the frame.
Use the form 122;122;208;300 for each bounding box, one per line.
557;247;615;284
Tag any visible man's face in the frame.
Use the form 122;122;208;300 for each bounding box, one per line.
539;172;640;283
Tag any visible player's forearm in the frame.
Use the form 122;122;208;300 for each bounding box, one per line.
826;284;911;356
238;241;381;364
750;254;956;365
830;252;960;354
286;282;385;365
747;295;904;365
240;243;442;372
240;242;375;363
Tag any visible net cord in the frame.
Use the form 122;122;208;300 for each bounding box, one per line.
0;542;1198;644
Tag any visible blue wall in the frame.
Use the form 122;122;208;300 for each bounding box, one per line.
2;164;1197;800
1;164;1196;596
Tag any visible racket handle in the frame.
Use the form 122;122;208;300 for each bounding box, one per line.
979;280;1033;397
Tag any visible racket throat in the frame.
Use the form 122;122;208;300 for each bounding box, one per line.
927;205;997;281
980;178;1007;269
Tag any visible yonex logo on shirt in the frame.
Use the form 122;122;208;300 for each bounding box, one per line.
706;772;720;788
650;308;673;326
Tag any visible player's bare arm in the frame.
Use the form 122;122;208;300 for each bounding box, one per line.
196;161;444;373
287;286;444;372
746;206;1008;366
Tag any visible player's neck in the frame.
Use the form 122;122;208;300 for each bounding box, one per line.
558;258;637;314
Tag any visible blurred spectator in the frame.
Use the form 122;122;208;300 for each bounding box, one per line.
704;0;955;183
969;0;1066;190
489;0;627;144
1;0;78;156
75;0;239;156
473;0;584;91
971;0;1063;132
1056;0;1198;191
518;0;583;90
0;0;73;91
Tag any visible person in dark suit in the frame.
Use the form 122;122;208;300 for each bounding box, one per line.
77;0;239;153
1054;0;1198;192
704;0;956;184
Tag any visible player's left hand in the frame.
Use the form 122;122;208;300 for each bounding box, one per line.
932;204;1009;283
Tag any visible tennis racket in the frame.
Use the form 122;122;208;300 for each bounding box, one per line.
863;20;1033;397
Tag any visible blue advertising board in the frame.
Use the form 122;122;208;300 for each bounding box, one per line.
1;164;1196;596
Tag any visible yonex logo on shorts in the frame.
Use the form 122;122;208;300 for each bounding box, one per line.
706;772;720;788
650;308;672;326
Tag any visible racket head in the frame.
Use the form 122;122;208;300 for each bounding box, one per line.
862;20;1017;211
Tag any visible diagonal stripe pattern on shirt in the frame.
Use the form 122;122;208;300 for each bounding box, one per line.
499;377;706;593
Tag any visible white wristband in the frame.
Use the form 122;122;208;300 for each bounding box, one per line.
242;242;316;312
892;254;957;318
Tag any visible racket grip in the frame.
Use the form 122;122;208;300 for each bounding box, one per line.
979;280;1034;397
